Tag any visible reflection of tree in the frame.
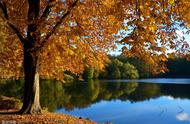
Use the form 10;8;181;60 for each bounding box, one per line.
0;79;23;99
40;80;69;111
1;80;190;112
161;84;190;99
62;80;101;111
0;80;139;111
51;81;139;111
127;83;161;102
98;82;138;100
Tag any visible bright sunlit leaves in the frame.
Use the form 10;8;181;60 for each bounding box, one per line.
168;0;175;5
0;0;190;78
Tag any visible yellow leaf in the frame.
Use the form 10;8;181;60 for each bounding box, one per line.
168;0;174;5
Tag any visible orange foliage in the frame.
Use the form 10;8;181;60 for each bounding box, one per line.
119;0;190;74
0;0;190;78
0;0;123;79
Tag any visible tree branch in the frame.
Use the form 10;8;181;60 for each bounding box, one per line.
0;1;9;20
8;22;25;44
36;0;79;51
40;0;56;21
0;1;25;45
35;0;57;32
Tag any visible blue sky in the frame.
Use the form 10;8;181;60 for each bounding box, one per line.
109;29;190;56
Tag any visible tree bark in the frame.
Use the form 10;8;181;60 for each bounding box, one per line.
17;0;41;114
19;46;41;114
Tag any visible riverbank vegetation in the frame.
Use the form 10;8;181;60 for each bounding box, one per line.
82;58;139;80
69;55;190;81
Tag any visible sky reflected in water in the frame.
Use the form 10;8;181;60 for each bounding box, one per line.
102;78;190;84
57;96;190;124
55;79;190;124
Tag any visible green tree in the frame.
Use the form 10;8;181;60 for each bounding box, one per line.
117;56;152;78
120;63;139;79
101;58;139;79
93;69;100;79
111;67;121;79
82;67;94;80
107;59;123;79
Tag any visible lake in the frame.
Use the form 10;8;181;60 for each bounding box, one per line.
1;78;190;124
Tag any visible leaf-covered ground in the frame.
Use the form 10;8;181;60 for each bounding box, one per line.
0;96;96;124
0;112;96;124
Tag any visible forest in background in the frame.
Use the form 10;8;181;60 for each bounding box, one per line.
64;56;190;81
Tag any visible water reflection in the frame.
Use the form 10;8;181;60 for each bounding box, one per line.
176;112;190;121
1;80;190;111
1;79;190;123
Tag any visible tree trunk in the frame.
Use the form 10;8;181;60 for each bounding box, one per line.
19;0;41;114
19;46;41;114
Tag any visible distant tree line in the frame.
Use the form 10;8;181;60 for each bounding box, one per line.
81;57;140;80
159;58;190;78
115;56;190;78
64;56;190;81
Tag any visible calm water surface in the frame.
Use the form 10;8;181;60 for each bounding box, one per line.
1;78;190;124
56;79;190;124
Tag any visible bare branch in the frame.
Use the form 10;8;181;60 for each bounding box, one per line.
36;0;79;51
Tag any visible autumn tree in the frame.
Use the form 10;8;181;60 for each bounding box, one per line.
119;0;190;75
1;0;190;114
0;0;122;114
